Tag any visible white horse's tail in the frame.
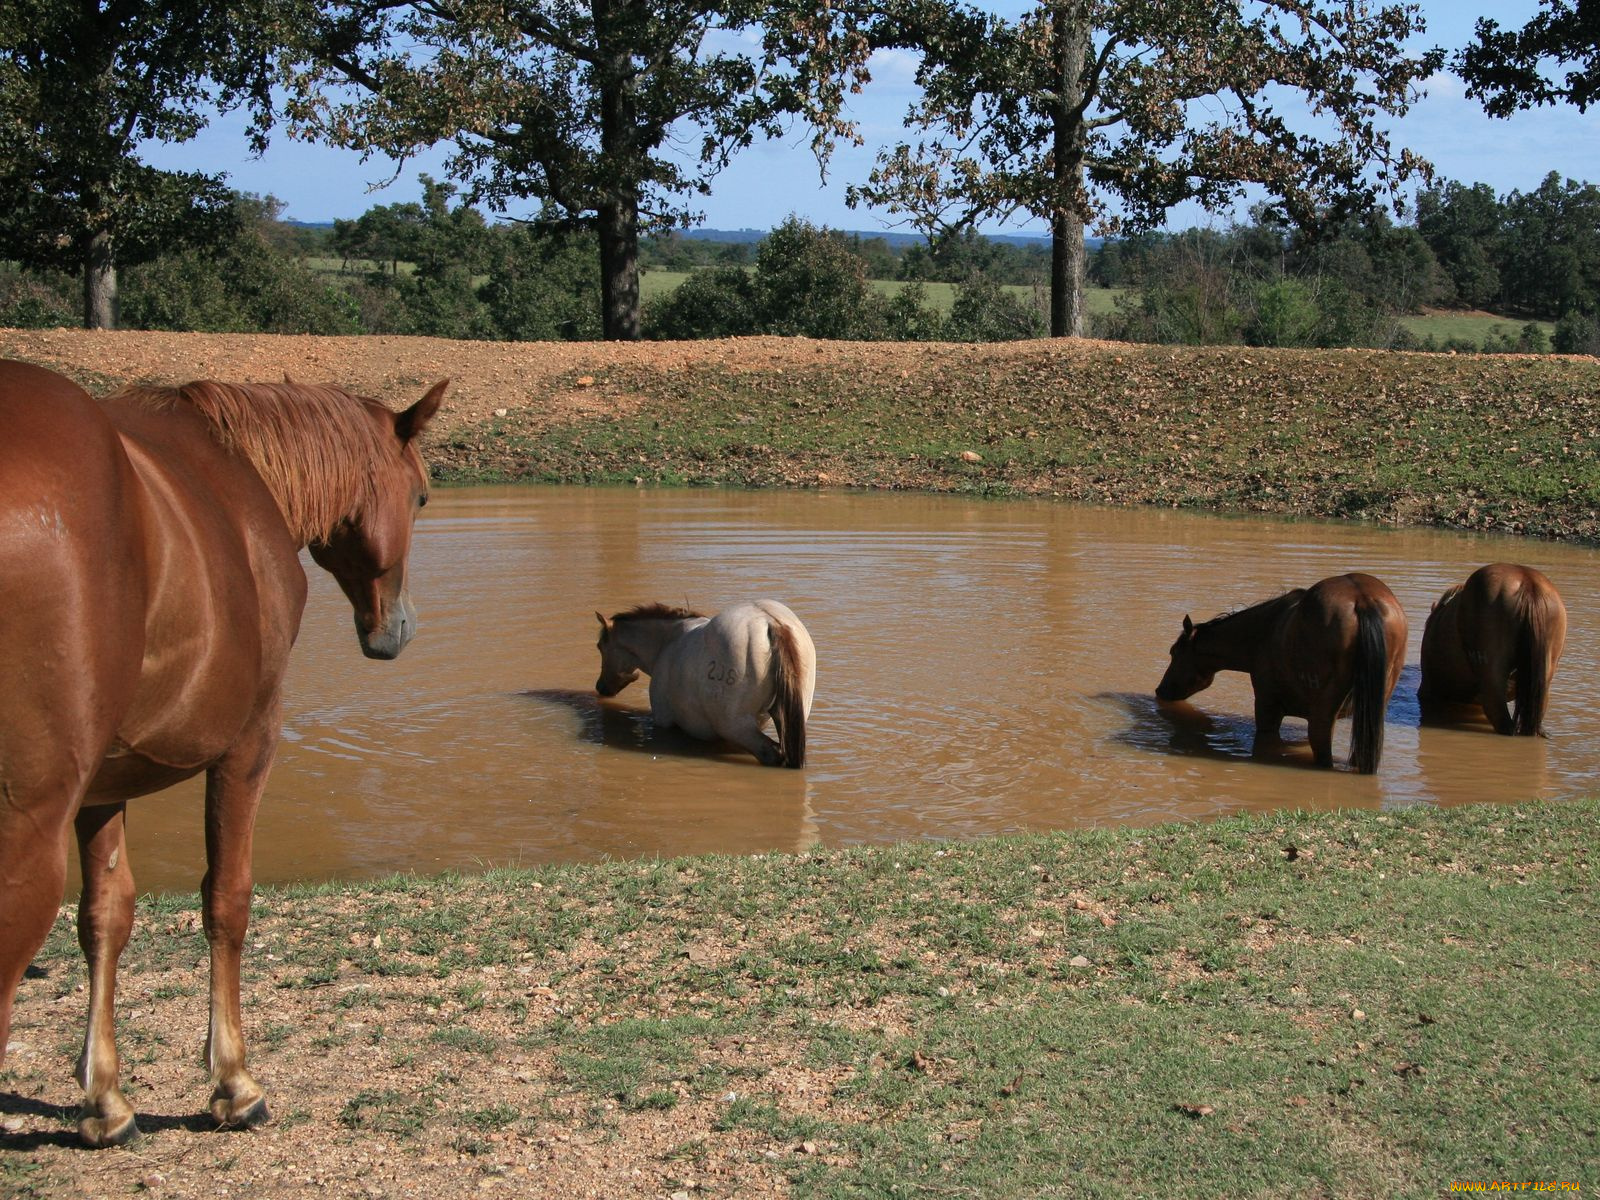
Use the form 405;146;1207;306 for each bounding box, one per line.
771;619;808;768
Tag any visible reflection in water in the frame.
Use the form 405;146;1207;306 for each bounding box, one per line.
101;486;1600;892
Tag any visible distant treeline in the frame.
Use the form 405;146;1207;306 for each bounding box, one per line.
3;172;1597;352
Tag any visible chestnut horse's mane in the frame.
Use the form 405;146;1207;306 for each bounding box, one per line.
113;381;395;545
1205;588;1306;629
610;602;705;624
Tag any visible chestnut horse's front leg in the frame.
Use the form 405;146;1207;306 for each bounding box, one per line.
200;711;279;1131
73;802;139;1147
1251;694;1286;759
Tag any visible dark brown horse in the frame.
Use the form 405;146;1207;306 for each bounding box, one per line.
0;360;444;1147
1419;562;1567;735
1156;572;1408;773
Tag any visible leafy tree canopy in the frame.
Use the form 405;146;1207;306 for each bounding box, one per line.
280;0;874;338
1458;0;1600;115
0;0;280;326
850;0;1444;337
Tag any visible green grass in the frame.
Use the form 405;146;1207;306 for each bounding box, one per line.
14;799;1593;1196
1400;310;1556;345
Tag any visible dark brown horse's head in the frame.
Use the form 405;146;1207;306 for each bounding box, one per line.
309;381;447;659
1156;614;1215;702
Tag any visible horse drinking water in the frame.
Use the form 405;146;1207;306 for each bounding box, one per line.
1419;562;1567;735
1155;572;1407;773
0;360;444;1146
595;601;816;767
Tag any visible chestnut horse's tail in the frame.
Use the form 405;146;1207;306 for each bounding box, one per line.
770;619;808;769
1513;589;1560;736
1349;605;1390;774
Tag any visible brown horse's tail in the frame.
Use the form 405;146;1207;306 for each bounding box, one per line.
1513;590;1558;736
1349;604;1390;774
770;620;808;768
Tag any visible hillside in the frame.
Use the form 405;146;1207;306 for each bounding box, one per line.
4;328;1598;542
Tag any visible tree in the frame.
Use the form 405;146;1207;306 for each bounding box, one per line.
0;0;276;328
284;1;872;340
1458;0;1600;116
850;0;1443;338
1416;181;1505;309
1499;172;1600;317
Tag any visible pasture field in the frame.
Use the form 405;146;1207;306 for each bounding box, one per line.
0;331;1597;1195
637;268;1121;316
1399;309;1556;346
4;799;1595;1197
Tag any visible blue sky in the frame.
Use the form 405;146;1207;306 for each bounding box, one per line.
140;1;1600;234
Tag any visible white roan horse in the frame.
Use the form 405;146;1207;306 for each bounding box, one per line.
594;600;816;767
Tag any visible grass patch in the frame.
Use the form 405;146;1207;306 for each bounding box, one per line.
10;800;1597;1196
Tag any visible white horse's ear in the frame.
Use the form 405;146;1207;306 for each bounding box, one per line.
1182;614;1193;634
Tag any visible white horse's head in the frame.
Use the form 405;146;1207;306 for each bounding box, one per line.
594;612;642;697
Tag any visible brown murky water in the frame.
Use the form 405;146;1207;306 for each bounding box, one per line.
111;486;1600;893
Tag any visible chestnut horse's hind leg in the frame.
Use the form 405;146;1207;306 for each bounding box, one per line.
1477;674;1515;735
73;802;139;1147
0;801;73;1103
1303;707;1337;769
200;721;278;1131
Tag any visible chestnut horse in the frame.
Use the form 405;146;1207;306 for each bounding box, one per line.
0;360;444;1146
1419;562;1567;735
595;601;816;767
1156;572;1408;773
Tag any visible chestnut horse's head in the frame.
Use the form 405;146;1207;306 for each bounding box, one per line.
593;612;642;697
1156;614;1215;702
309;381;447;659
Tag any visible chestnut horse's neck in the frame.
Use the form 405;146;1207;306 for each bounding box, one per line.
1194;589;1304;671
113;381;393;547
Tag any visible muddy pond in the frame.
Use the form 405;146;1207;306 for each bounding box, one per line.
109;485;1600;893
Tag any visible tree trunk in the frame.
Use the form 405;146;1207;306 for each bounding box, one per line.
594;0;642;341
1050;205;1086;339
83;229;117;330
597;194;641;341
1048;3;1090;339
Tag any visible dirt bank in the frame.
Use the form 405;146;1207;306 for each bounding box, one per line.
4;328;1598;542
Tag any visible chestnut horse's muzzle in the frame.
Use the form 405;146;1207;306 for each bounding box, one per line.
356;593;417;660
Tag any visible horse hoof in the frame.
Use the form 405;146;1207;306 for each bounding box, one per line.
78;1110;139;1148
212;1091;270;1130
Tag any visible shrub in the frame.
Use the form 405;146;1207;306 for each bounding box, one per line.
480;227;602;341
753;216;879;339
643;266;759;340
1247;278;1321;348
944;275;1045;341
1552;310;1600;355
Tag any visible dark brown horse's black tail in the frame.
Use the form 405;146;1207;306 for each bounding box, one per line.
1513;591;1558;736
771;620;808;768
1349;605;1389;774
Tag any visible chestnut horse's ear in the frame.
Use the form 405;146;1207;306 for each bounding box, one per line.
595;611;610;630
1182;614;1193;634
396;379;448;444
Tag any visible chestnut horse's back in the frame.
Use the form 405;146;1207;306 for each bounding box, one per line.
1421;563;1566;735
